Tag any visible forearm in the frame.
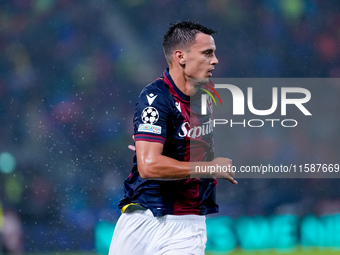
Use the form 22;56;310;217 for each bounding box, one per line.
135;141;237;184
138;154;235;180
138;154;191;179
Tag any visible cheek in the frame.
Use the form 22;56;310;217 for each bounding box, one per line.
184;55;207;75
186;58;204;71
186;63;202;76
184;60;196;72
195;61;207;73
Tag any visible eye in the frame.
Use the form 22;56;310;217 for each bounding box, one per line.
203;51;210;55
203;50;213;56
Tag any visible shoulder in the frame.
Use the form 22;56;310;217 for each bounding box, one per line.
137;78;174;106
140;78;171;96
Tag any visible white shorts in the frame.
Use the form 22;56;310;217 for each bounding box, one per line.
109;209;207;255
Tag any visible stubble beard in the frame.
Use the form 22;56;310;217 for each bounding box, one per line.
189;77;210;96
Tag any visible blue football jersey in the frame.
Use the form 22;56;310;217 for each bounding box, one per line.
118;69;218;216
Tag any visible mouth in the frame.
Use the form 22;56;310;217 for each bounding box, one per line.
208;68;215;76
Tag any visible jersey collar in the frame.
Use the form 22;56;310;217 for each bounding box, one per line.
162;69;190;102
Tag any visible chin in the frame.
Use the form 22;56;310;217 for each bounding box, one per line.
190;77;210;86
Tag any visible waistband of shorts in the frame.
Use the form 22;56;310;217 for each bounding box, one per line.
128;208;206;222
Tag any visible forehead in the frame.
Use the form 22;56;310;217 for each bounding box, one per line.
191;33;216;51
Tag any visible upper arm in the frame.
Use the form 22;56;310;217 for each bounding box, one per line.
132;84;173;178
133;85;172;145
135;140;164;179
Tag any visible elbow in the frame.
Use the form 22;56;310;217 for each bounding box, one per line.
139;170;150;179
138;165;150;179
138;159;156;179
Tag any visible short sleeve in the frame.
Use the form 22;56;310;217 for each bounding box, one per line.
133;84;172;144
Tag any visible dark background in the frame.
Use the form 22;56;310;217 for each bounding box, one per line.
0;0;340;252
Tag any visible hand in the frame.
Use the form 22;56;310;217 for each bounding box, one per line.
128;135;136;151
210;157;238;185
128;145;136;151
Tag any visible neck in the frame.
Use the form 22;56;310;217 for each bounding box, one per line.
169;67;197;96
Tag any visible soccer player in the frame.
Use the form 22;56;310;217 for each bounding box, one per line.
109;21;237;255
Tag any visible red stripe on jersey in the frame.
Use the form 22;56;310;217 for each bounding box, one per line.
173;178;201;215
134;134;166;144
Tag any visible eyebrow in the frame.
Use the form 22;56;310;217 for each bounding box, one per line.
202;48;215;53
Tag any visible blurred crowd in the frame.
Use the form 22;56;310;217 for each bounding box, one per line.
0;0;340;252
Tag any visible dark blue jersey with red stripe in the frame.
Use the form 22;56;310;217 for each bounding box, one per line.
118;69;218;216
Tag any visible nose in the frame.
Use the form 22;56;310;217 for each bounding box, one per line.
211;53;219;65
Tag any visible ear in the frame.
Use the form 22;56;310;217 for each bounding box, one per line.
173;50;186;65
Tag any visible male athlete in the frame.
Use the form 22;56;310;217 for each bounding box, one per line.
109;21;237;255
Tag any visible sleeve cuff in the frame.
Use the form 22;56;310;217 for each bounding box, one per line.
134;134;166;144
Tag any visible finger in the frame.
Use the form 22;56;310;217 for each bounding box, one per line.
128;145;136;151
226;176;238;185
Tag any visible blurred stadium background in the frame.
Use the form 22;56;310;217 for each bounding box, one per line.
1;0;340;254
